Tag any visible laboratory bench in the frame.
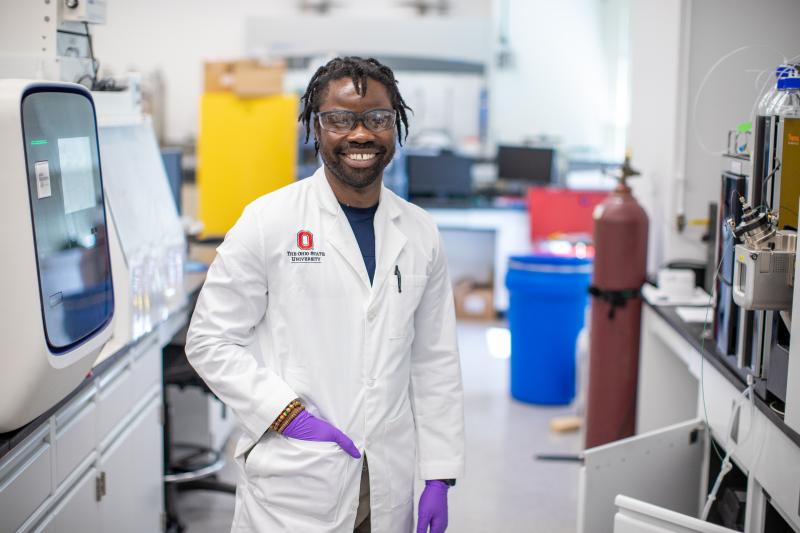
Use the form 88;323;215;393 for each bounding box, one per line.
578;289;800;532
0;272;205;533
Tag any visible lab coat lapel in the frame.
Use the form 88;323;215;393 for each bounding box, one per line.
311;168;371;289
372;187;407;300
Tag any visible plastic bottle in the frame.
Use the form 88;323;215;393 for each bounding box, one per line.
762;74;800;227
769;76;800;118
758;65;796;113
752;66;796;207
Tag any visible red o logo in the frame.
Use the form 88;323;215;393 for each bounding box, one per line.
297;230;314;250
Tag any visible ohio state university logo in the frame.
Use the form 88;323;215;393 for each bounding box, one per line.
297;230;314;250
287;230;326;263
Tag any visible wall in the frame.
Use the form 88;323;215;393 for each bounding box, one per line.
627;0;685;273
89;0;491;144
488;0;630;158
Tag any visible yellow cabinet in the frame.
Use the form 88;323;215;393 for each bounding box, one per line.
197;93;298;237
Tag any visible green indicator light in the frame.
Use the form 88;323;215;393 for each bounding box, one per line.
31;139;48;145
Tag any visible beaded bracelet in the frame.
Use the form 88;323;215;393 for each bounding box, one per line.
276;399;301;425
276;404;305;433
270;399;302;432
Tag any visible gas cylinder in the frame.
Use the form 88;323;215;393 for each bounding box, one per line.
584;153;649;449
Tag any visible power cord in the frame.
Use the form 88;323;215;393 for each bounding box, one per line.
699;257;727;463
698;256;760;520
701;379;755;521
59;22;119;91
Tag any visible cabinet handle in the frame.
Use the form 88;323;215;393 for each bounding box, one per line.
96;471;107;501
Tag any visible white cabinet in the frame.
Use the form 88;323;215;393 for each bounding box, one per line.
0;428;51;532
578;419;708;533
579;305;800;533
0;331;171;533
37;468;100;533
613;495;739;533
99;397;164;533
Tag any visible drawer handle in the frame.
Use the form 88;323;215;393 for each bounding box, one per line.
95;471;107;502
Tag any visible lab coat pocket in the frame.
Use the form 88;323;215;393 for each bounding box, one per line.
385;408;416;508
246;435;352;522
388;274;428;340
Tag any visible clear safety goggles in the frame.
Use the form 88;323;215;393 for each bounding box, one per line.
317;109;396;134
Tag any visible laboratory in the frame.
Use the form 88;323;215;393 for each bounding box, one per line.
0;1;799;532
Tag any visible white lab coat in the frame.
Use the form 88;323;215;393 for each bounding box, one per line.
186;167;465;533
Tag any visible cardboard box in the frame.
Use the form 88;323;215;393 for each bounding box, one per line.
453;280;496;321
203;59;285;97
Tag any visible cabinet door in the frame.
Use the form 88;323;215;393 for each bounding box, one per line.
38;468;100;533
99;396;164;533
614;495;739;533
578;418;707;533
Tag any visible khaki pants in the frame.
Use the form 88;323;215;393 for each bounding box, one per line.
353;456;370;532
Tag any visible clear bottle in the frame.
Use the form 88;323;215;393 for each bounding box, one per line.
769;76;800;118
752;66;797;207
766;75;800;227
758;65;796;114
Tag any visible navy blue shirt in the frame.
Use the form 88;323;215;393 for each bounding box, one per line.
340;203;378;284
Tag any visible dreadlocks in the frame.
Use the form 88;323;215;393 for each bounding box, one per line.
299;56;412;147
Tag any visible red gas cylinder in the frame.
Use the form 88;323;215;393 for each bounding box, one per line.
584;155;649;449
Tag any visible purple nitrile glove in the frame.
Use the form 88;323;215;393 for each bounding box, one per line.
417;480;449;533
281;409;361;459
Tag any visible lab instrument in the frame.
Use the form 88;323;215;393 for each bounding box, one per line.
713;143;753;363
730;197;796;311
0;80;114;432
714;65;800;413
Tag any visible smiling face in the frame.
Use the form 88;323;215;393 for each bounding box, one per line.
315;77;396;192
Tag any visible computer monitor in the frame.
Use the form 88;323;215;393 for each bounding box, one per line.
497;145;555;183
406;152;473;198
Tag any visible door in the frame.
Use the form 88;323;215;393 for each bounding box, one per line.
614;495;739;533
37;467;100;533
578;418;707;533
99;396;164;533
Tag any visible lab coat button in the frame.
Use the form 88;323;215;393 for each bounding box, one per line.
366;378;376;387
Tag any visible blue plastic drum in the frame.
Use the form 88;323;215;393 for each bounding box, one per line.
505;255;592;405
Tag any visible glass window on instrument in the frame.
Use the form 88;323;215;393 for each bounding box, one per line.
21;88;114;353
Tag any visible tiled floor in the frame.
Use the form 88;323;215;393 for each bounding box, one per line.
177;321;582;532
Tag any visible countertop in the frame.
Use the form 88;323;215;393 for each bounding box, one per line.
644;297;800;449
0;270;206;461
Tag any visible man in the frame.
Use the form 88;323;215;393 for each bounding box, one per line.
186;56;464;533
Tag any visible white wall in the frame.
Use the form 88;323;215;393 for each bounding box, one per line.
627;0;685;273
90;0;491;144
488;0;630;158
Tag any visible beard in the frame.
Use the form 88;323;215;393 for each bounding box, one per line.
319;141;396;190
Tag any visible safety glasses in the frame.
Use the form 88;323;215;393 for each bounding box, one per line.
317;109;396;134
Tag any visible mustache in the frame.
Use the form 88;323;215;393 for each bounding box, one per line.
337;142;385;153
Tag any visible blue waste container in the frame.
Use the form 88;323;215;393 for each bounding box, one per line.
505;255;592;405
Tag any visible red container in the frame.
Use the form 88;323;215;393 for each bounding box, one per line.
527;187;609;241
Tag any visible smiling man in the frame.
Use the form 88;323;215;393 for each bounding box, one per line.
186;57;465;533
